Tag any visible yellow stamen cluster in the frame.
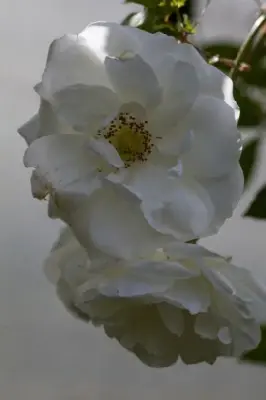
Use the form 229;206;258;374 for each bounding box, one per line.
97;112;153;168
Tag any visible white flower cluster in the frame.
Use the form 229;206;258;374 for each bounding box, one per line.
19;22;266;366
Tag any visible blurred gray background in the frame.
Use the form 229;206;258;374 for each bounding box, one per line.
1;0;266;398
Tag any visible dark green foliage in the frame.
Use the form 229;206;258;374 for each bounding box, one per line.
241;326;266;365
235;90;264;127
123;0;196;38
124;0;156;7
240;138;259;187
202;43;265;128
245;186;266;218
240;27;266;88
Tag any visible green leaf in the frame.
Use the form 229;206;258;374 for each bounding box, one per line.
202;43;239;74
124;0;158;7
178;0;194;18
159;0;188;7
234;87;264;127
201;43;265;128
170;0;187;6
241;326;266;365
123;0;195;38
238;20;266;89
240;138;259;187
182;13;196;33
244;185;266;218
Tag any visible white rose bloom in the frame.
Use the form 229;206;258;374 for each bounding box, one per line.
45;227;266;367
19;22;243;256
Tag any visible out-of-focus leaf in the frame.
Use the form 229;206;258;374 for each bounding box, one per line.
202;42;238;64
124;0;157;7
246;58;266;88
177;0;194;18
235;88;264;127
240;138;259;186
182;14;196;33
123;0;195;38
202;43;239;74
203;19;266;89
244;185;266;218
241;326;266;365
124;0;191;11
202;43;265;128
176;0;187;7
240;19;266;88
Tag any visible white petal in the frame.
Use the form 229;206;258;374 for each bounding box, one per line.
100;261;195;296
99;259;198;298
79;22;141;61
170;43;207;69
38;99;74;135
200;165;244;232
44;227;89;285
218;327;232;344
18;114;40;146
194;313;219;339
202;263;261;353
63;184;169;259
203;65;239;120
203;255;266;323
47;196;61;219
131;259;196;280
165;278;211;314
18;100;69;145
89;138;123;168
105;54;161;109
50;226;75;253
99;279;156;298
157;303;184;336
203;268;238;298
141;177;214;241
24;134;101;195
165;242;215;260
137;38;239;119
113;160;215;241
162;44;239;119
30;170;50;200
155;126;193;156
139;33;180;68
80;258;196;298
209;290;260;354
149;60;199;134
112;161;172;201
45;226;107;288
39;34;109;100
183;96;241;178
51;84;120;132
154;43;231;104
119;101;147;120
137;36;204;80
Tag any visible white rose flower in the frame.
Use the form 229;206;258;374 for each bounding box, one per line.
19;22;243;257
45;228;266;367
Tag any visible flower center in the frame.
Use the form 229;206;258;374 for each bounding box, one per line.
98;112;153;168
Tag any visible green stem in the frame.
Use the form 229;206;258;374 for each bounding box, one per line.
229;12;266;80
